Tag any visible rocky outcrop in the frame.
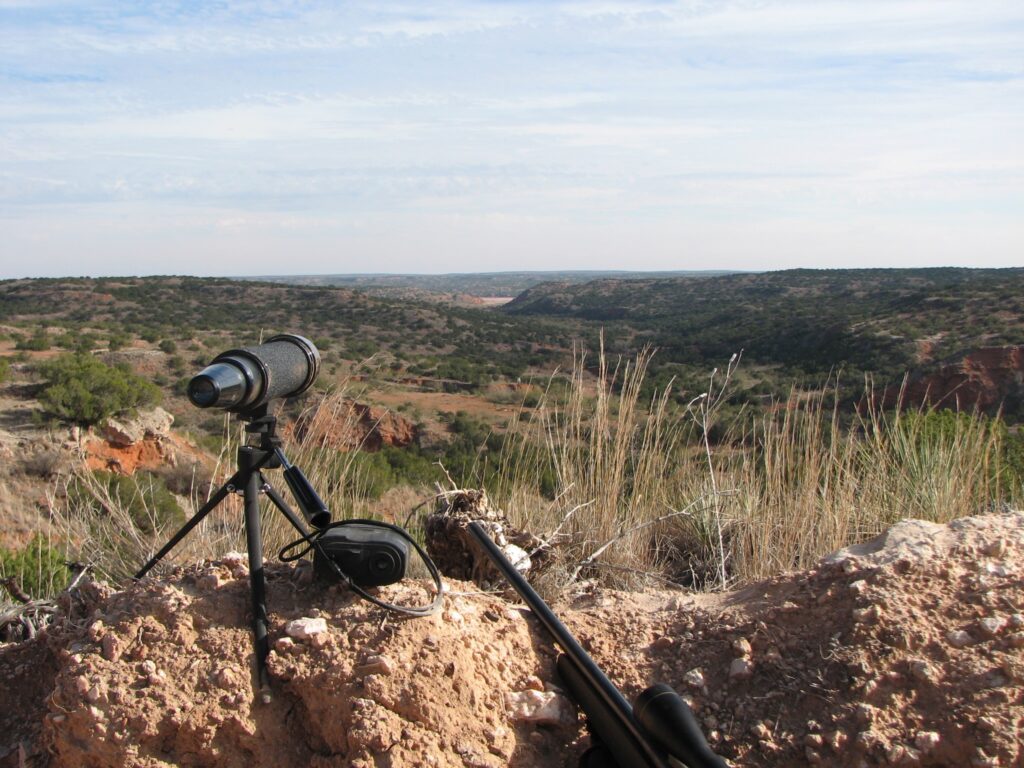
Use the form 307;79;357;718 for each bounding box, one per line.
101;407;174;447
82;408;205;476
291;397;417;452
872;345;1024;415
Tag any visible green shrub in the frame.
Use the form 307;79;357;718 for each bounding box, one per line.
0;534;68;601
55;332;77;349
37;353;162;426
521;392;542;409
346;451;396;500
107;331;130;351
15;329;50;351
75;333;98;353
380;445;439;488
0;357;9;384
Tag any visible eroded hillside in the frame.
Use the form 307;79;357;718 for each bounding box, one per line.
502;268;1024;379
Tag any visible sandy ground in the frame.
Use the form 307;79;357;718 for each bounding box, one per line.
1;511;1023;767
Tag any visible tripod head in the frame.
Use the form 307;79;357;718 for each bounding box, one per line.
231;405;330;529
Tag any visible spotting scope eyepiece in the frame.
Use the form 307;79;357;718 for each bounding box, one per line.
187;334;320;413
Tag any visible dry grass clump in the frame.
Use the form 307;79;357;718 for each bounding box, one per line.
49;469;186;584
722;388;1004;583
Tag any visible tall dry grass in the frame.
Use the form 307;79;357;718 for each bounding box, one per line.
50;467;195;584
722;387;1004;583
492;349;1012;591
491;340;702;590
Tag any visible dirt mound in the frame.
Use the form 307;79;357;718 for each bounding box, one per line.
2;512;1023;767
0;579;114;766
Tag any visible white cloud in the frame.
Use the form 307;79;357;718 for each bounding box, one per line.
0;0;1021;275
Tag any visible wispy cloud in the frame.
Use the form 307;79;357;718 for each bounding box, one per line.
0;0;1021;276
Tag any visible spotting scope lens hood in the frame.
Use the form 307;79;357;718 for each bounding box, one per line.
187;334;320;413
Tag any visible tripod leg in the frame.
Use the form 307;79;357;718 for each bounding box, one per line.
243;459;272;702
134;468;247;580
262;482;313;538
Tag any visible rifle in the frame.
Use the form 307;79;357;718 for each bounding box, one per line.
468;522;728;768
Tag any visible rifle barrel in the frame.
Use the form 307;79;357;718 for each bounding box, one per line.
467;522;668;768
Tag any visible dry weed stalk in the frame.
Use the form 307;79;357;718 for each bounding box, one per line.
686;353;741;590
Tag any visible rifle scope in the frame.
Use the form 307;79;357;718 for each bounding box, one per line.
467;522;727;768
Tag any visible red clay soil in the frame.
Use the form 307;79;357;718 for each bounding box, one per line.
2;512;1023;767
82;433;207;476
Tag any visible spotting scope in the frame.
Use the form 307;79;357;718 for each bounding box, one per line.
187;334;320;414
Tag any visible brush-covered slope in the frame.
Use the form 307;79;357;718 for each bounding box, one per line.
0;276;568;380
502;268;1024;376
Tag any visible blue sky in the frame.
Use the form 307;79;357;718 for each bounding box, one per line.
1;0;1022;277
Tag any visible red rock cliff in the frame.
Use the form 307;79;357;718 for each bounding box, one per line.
290;397;417;452
873;345;1024;414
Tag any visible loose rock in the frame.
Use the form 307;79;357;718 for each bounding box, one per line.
979;617;1007;637
684;668;706;689
285;617;328;639
729;658;753;680
946;629;973;648
503;690;577;727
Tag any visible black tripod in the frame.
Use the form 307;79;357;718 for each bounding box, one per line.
135;406;325;702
